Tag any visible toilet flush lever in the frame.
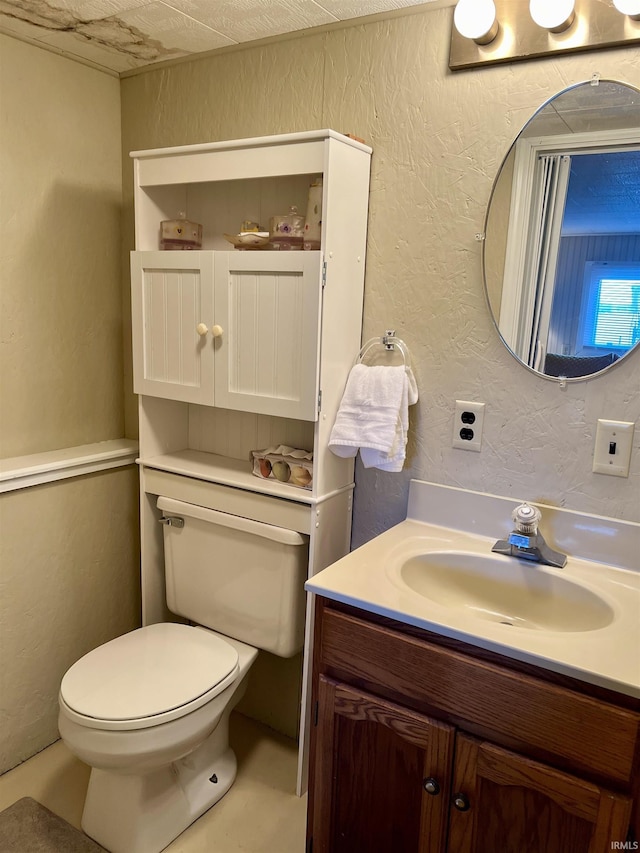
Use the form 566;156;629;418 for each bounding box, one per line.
159;516;184;528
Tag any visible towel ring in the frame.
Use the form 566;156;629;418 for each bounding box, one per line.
357;330;411;367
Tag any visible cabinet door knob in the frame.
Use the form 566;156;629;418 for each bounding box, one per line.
196;323;209;336
423;778;440;795
211;325;224;338
452;793;470;811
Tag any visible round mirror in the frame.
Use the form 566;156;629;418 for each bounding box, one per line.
483;79;640;381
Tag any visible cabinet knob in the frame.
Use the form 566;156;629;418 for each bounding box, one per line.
211;325;224;338
196;323;209;336
423;778;440;795
452;793;470;811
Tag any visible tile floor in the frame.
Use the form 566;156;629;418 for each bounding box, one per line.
0;713;307;852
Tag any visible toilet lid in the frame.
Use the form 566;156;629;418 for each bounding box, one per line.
60;624;239;727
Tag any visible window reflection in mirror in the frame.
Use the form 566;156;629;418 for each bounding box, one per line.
484;80;640;381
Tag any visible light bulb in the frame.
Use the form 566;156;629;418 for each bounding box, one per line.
529;0;576;32
453;0;499;45
612;0;640;19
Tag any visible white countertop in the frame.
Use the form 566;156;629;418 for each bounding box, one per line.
306;481;640;699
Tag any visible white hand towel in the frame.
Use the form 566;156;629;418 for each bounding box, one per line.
328;364;406;458
329;364;418;472
360;367;418;472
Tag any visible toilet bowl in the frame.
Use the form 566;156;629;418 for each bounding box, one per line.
58;496;308;853
59;623;258;853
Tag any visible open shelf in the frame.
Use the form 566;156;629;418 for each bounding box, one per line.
138;449;315;504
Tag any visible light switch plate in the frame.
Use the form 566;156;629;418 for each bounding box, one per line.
592;419;635;477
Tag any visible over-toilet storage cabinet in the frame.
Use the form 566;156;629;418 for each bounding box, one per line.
129;130;372;792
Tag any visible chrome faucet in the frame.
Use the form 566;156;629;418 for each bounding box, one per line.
492;503;567;568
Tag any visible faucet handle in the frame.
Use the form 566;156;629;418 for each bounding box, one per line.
512;503;541;534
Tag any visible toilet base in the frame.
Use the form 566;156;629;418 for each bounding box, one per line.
81;719;237;853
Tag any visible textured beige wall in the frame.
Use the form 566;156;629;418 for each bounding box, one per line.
0;469;141;772
0;38;141;773
0;35;124;457
121;11;639;545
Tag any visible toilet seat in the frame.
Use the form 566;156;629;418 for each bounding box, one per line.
59;623;239;731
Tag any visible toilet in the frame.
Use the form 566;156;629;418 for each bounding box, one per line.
58;497;309;853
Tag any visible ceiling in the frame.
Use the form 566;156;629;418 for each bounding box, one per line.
0;0;452;76
562;150;640;235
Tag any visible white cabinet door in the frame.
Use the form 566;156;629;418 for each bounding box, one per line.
132;250;323;418
131;251;215;404
214;251;323;421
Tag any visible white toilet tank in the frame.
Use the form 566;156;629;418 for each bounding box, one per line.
157;497;309;658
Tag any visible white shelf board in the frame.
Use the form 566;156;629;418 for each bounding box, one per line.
1;439;139;493
138;449;316;504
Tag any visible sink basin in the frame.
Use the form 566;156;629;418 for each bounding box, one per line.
398;551;614;632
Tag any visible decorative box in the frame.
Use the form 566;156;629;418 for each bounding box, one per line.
160;218;202;250
269;206;305;250
251;446;313;490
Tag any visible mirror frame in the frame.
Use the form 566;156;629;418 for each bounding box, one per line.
482;78;640;383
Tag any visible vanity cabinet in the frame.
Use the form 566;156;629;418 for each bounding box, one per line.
130;130;372;792
307;600;640;853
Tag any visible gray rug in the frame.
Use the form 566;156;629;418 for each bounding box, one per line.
0;798;106;852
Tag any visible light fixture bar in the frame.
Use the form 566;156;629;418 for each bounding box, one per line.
450;0;640;71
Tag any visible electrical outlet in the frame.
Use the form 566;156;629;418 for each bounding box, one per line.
592;419;634;477
453;401;485;452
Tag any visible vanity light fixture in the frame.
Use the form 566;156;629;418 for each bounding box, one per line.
450;0;640;70
453;0;499;45
612;0;640;20
529;0;576;32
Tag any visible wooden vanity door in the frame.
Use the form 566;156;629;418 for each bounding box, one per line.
447;734;632;853
310;676;454;853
